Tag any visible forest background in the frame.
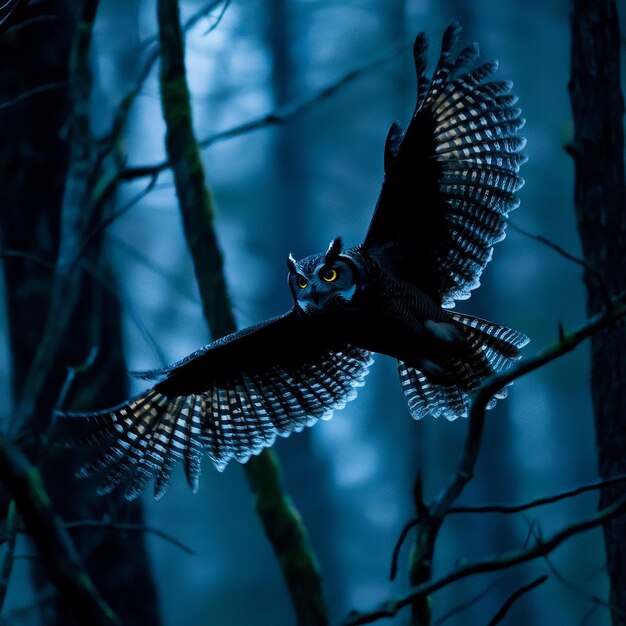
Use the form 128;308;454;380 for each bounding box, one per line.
0;0;625;625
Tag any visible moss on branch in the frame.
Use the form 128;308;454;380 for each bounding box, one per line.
155;1;328;623
0;436;119;626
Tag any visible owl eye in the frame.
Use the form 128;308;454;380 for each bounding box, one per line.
296;275;308;289
321;268;338;282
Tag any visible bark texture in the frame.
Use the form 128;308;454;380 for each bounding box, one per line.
0;2;160;624
569;1;626;623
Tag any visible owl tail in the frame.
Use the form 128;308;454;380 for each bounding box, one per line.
399;314;529;420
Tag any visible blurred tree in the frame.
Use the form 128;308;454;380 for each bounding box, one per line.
0;1;160;624
263;0;347;610
569;0;626;623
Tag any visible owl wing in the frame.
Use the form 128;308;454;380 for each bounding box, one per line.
363;23;526;307
57;310;372;500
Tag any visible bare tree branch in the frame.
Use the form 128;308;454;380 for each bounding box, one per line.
542;553;624;619
390;517;418;581
76;173;158;261
0;250;55;270
106;235;200;305
13;0;102;434
2;13;57;35
432;578;504;626
0;248;167;366
486;575;548;626
449;473;626;515
53;348;99;415
509;220;612;312
432;289;626;528
348;288;626;625
104;0;230;175
65;519;196;556
0;435;120;626
389;474;626;584
78;258;169;365
121;42;407;181
343;497;626;625
0;81;67;111
139;0;227;49
408;472;432;624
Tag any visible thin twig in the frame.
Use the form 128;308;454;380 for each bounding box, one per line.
433;577;504;626
139;0;226;48
390;474;626;581
346;290;626;626
3;13;57;35
508;220;612;312
79;258;168;366
121;42;408;181
107;235;200;305
389;290;626;622
106;0;230;162
449;473;626;515
196;44;404;149
0;248;167;367
486;575;548;626
65;519;196;556
389;518;418;581
542;553;624;619
0;81;67;112
0;249;55;270
54;348;100;414
431;289;626;526
76;173;158;260
343;497;626;625
200;0;230;36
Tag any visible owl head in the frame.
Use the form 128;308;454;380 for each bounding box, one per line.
287;238;360;315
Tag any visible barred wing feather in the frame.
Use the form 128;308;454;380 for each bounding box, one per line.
398;314;529;420
364;22;526;307
57;311;372;500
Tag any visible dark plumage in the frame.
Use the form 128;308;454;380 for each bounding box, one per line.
58;23;529;499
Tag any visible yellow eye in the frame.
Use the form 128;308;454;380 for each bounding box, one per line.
297;275;308;289
321;268;338;282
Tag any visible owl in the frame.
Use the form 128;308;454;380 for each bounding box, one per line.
59;24;529;499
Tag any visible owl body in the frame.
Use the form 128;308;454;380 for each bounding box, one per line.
290;243;470;385
59;24;531;499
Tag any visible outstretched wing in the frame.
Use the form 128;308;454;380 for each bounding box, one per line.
57;310;372;500
364;23;526;307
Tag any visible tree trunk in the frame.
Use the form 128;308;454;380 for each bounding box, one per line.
263;0;343;613
0;2;160;624
568;1;626;624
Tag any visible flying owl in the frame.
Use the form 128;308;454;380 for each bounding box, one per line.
59;24;529;500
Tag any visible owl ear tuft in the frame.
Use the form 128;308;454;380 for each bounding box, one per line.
324;237;343;263
287;253;297;273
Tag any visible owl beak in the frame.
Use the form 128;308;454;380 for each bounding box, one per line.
311;289;322;306
298;287;324;312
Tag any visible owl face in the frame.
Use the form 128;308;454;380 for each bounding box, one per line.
287;238;359;315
